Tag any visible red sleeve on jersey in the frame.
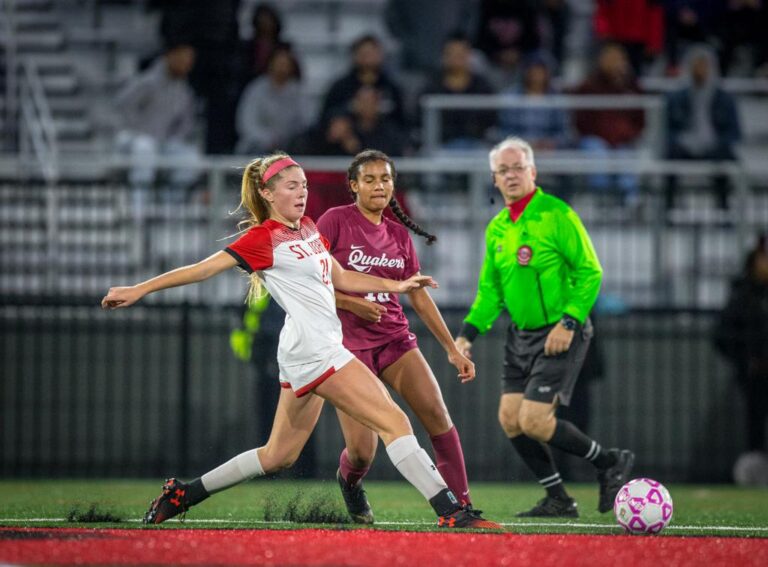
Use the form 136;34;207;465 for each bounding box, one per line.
224;226;274;273
320;234;331;251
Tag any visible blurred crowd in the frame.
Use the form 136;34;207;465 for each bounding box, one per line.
113;0;762;208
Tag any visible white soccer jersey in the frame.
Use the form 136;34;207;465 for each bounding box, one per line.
225;217;354;395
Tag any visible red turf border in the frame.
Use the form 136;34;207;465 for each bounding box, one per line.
1;527;766;566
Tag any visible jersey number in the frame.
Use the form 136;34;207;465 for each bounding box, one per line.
320;258;330;285
364;292;390;303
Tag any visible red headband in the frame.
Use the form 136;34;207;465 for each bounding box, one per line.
263;157;300;183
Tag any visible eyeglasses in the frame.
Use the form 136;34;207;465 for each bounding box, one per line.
494;165;530;176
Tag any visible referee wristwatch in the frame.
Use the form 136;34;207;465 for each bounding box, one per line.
559;314;578;331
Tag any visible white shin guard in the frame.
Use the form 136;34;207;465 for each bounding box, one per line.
386;434;447;501
201;449;265;494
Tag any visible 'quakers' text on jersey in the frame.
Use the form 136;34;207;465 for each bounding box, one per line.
317;204;419;350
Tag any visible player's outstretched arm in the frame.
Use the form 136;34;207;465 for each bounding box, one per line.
101;251;238;309
408;285;475;383
330;257;437;294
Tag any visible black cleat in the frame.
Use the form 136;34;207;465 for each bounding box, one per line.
438;506;503;529
143;478;190;524
336;469;374;525
516;496;579;518
597;448;636;513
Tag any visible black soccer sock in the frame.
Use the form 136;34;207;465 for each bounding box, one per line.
185;478;210;507
510;435;569;500
548;419;617;470
429;488;462;516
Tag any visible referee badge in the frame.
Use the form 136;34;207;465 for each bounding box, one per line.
517;245;533;266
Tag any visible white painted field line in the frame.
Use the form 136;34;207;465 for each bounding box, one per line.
2;518;768;532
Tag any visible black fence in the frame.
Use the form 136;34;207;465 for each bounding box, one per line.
1;299;746;483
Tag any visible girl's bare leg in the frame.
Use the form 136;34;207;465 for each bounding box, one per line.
144;389;324;524
201;388;324;493
382;349;471;505
314;358;459;517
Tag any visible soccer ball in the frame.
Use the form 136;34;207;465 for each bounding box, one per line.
614;478;673;534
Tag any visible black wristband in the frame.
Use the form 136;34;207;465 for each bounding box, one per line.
459;322;480;342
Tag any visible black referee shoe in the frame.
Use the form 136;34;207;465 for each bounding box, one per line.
597;448;636;513
516;496;579;518
336;469;374;524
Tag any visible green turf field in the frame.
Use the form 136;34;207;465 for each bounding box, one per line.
0;480;766;537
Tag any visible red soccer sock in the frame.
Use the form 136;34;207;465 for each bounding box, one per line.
339;448;371;486
430;426;471;506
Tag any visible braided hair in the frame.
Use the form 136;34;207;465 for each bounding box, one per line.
347;149;437;245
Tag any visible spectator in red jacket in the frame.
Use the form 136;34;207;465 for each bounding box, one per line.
593;0;664;76
573;43;646;207
574;44;645;147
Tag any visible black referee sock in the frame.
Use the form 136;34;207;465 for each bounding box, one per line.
510;435;569;500
548;419;617;470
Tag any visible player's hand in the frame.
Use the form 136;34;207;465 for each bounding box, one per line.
101;286;143;310
454;336;473;359
396;275;437;293
448;349;476;383
350;298;388;323
544;323;574;356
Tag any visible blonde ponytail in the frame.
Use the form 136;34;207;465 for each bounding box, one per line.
234;153;293;305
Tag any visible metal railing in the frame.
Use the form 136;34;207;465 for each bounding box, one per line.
0;154;766;309
420;93;666;158
16;60;59;292
639;76;768;94
18;60;58;182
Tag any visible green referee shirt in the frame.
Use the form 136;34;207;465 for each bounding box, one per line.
464;188;602;334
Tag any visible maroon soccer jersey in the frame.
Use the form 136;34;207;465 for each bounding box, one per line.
316;204;420;350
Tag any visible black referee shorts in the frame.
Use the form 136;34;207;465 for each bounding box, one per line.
501;318;593;406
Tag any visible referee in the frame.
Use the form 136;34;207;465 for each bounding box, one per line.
455;136;634;517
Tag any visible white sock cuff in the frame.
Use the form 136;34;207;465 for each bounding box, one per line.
385;434;420;467
201;449;264;494
235;449;264;479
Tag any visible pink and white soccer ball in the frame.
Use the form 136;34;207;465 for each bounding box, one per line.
614;478;673;534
